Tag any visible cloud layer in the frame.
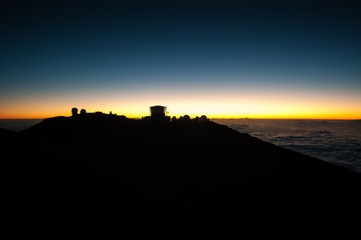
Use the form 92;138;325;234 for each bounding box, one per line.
215;119;361;173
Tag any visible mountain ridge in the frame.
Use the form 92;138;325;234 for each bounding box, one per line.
1;115;361;239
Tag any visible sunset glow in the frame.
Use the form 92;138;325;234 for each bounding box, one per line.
1;84;360;119
1;1;361;120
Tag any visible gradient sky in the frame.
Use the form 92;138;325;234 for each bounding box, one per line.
1;0;361;119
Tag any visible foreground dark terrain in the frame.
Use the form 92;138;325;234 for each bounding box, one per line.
1;115;361;239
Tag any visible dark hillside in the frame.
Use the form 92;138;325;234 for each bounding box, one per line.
0;128;16;141
1;116;361;239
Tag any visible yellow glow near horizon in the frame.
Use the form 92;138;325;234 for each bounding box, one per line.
1;101;360;120
1;86;361;119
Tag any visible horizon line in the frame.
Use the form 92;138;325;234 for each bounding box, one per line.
1;116;360;121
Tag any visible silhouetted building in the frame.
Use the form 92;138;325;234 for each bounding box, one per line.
69;107;125;120
172;114;209;123
72;107;78;116
150;105;167;118
200;115;208;122
143;105;170;122
183;115;190;121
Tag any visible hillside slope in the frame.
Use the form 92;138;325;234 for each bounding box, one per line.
1;116;361;239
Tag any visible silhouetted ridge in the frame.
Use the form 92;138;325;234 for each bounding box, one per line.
2;115;361;239
0;127;15;136
0;128;17;146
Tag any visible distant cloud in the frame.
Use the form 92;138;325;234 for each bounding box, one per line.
0;119;43;131
215;119;361;173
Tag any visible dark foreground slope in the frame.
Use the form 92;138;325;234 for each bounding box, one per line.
1;116;361;239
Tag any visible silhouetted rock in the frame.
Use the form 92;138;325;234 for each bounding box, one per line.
1;116;361;239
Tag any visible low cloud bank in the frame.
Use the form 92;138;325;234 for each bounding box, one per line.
214;119;361;172
0;119;43;131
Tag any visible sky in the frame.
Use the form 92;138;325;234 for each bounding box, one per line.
1;0;361;119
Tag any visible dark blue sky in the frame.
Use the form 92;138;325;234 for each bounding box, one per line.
1;0;361;118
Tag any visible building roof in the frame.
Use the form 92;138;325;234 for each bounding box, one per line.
150;105;166;109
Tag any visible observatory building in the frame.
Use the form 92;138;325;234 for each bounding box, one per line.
143;105;170;122
150;105;167;118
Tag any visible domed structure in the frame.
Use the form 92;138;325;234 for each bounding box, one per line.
200;115;208;122
80;109;87;115
183;115;190;121
71;107;78;116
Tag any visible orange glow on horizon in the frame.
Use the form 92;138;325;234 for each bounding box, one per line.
1;104;360;120
1;114;359;120
1;85;361;120
1;111;360;120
